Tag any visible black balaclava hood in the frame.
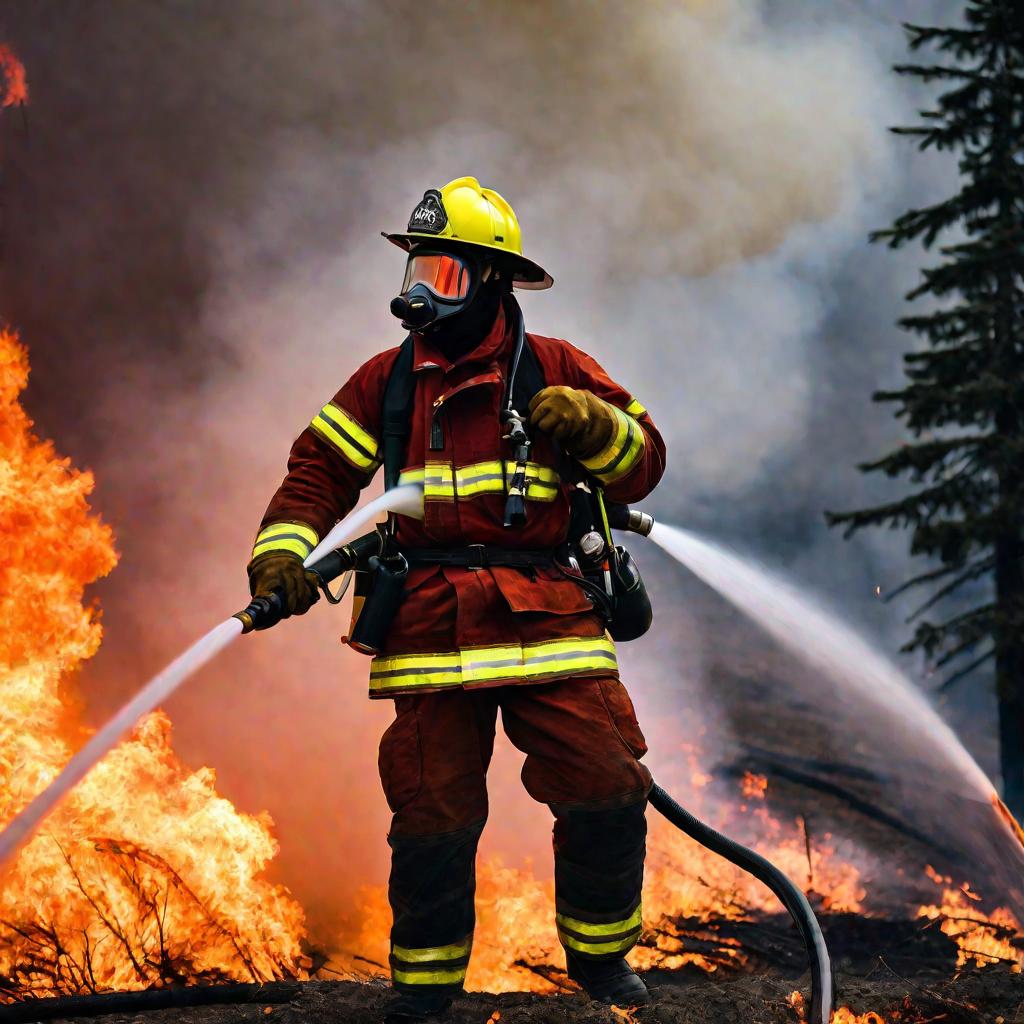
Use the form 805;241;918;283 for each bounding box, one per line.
426;269;508;361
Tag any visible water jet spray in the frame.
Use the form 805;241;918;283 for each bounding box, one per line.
16;486;1010;1024
0;485;424;870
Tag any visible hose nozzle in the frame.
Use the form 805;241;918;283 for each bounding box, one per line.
235;530;384;634
605;502;655;537
234;592;285;633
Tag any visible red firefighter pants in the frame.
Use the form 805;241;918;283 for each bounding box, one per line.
378;674;652;834
379;675;652;992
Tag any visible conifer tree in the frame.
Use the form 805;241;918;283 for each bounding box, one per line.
827;1;1024;816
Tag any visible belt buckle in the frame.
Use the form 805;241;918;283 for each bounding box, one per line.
466;544;486;571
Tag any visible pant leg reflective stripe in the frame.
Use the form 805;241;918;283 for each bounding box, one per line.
579;402;646;484
392;937;472;963
558;929;641;956
557;904;643;956
369;636;617;694
391;936;472;986
311;401;381;472
251;521;319;560
392;966;468;986
557;904;643;937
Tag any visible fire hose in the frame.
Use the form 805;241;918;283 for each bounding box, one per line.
0;485;833;1023
235;500;836;1024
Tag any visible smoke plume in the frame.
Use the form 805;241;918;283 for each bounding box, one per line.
1;0;987;944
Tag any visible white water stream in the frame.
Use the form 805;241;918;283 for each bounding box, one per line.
1;492;999;869
0;485;425;867
647;521;995;799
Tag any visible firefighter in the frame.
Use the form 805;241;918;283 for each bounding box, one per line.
248;177;666;1021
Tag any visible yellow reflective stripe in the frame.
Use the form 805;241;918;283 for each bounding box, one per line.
624;397;647;418
392;967;467;986
423;464;455;500
454;460;505;498
398;467;426;486
557;905;642;938
403;461;560;502
516;461;560;502
369;636;617;694
392;938;472;963
580;403;646;483
369;652;463;693
558;931;639;956
251;521;319;560
311;401;381;472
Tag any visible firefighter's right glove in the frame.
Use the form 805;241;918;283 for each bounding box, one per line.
528;386;615;459
247;553;320;617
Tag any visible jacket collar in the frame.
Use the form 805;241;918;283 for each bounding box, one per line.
411;303;511;374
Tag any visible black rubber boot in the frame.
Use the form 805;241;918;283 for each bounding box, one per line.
566;949;650;1005
383;986;454;1023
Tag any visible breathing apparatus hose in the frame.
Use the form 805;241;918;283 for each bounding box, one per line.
649;785;833;1023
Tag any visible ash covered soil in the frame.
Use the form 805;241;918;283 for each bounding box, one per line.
44;967;1024;1024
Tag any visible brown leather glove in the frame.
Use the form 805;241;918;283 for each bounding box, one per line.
247;553;320;617
528;386;615;458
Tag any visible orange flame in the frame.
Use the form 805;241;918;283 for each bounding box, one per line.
339;766;866;991
918;865;1023;972
0;45;27;108
0;327;307;998
788;991;887;1023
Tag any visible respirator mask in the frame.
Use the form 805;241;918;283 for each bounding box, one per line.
390;249;485;332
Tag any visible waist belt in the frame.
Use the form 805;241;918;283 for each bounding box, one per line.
400;544;558;571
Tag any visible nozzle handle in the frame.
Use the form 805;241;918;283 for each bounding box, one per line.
235;531;384;633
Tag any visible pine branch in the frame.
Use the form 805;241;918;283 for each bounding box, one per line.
907;555;996;620
884;555;990;601
935;648;995;692
903;602;996;658
891;64;987;83
902;23;987;57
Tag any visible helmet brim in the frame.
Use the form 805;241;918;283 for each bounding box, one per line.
383;232;553;291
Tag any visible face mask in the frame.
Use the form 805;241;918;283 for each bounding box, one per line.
389;251;475;331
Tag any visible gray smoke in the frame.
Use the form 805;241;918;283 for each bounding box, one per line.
1;0;989;939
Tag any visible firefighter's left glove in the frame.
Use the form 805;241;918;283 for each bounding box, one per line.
529;386;615;458
247;553;320;618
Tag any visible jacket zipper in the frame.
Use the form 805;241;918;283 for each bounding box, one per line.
429;371;501;452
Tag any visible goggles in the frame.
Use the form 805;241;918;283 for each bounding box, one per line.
401;251;472;302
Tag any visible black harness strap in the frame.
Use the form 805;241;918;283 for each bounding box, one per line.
381;335;417;491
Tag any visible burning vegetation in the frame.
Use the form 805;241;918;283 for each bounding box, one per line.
0;326;307;999
0;319;1023;1019
0;45;1021;1015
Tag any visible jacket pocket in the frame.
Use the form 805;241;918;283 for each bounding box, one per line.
490;565;595;616
378;698;423;813
598;678;649;759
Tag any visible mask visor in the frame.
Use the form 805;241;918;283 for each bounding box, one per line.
402;252;471;302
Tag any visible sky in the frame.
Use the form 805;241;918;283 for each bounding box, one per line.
0;0;985;937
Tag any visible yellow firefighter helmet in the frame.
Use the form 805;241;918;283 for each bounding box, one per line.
383;176;553;291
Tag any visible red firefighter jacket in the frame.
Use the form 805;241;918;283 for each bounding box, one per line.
254;301;666;698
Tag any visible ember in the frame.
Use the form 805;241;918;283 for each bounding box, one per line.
0;326;307;999
0;44;27;107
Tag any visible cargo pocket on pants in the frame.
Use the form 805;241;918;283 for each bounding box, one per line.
597;678;649;760
378;697;423;813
